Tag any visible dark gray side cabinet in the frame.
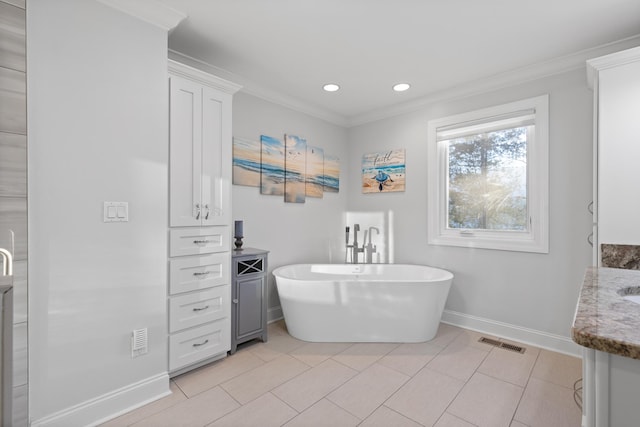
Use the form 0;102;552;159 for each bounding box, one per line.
230;248;269;353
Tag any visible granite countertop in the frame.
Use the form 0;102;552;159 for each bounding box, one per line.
572;267;640;360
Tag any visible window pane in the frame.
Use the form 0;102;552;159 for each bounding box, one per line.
446;126;528;231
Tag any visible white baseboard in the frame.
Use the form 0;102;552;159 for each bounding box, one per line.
31;372;170;427
442;309;583;358
267;306;283;323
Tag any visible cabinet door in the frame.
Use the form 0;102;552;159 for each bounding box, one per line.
235;276;265;338
598;60;640;248
169;76;202;227
201;86;232;226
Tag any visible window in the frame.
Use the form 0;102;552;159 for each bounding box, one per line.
427;95;549;253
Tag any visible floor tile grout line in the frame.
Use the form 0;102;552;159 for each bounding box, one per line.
318;359;413;424
218;382;245;407
269;358;359;414
504;346;541;426
287;341;358;367
172;349;269;399
377;403;430;427
477;347;527;427
435;344;494;426
265;391;301;421
102;323;581;427
217;358;313;407
325;394;366;422
374;380;430;426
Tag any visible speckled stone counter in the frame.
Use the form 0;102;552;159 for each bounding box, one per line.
572;267;640;360
601;244;640;270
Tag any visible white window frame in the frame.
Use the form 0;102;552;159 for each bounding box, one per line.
427;95;549;253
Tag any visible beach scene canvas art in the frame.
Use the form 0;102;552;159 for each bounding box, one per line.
233;132;340;202
260;135;285;195
284;134;307;203
323;154;340;193
232;138;261;187
362;149;406;193
306;146;324;198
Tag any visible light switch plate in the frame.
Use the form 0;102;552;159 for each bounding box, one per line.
104;202;129;222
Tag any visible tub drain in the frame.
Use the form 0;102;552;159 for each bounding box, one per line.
478;337;526;354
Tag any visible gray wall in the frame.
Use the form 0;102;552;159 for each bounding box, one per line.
28;0;169;422
231;68;594;348
232;92;349;318
346;68;593;340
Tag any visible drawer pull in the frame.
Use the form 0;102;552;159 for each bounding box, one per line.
193;240;212;244
192;339;209;347
192;305;210;312
193;271;211;277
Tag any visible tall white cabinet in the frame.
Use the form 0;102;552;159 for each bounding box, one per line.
167;60;241;375
588;46;640;264
583;46;640;427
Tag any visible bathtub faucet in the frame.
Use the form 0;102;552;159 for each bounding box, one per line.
348;224;365;264
365;227;379;264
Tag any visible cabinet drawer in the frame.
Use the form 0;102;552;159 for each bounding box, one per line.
169;253;230;295
169;286;229;333
170;227;229;257
169;319;229;372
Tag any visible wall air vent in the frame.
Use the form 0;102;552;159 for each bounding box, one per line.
131;328;148;358
478;337;526;354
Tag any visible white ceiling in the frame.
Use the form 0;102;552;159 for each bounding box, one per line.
157;0;640;126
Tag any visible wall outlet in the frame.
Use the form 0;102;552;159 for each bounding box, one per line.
131;328;148;358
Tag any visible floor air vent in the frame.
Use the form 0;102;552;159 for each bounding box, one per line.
478;337;526;354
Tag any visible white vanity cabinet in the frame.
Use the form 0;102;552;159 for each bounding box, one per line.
167;60;241;375
582;348;640;427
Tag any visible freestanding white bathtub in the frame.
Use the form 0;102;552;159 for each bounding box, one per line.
273;264;453;343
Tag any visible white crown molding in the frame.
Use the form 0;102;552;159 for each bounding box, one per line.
348;34;640;127
241;84;350;128
97;0;186;32
586;45;640;89
168;49;350;128
172;35;640;129
168;59;242;95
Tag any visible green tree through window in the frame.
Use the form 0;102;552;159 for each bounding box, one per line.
446;127;528;231
428;95;548;253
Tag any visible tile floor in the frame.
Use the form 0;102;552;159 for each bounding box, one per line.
101;321;582;427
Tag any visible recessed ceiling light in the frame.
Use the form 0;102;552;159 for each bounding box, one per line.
393;83;411;92
323;83;340;92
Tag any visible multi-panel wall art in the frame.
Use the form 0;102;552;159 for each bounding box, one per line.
306;146;324;199
233;135;340;203
232;137;261;187
362;148;406;193
259;135;285;196
284;134;307;203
